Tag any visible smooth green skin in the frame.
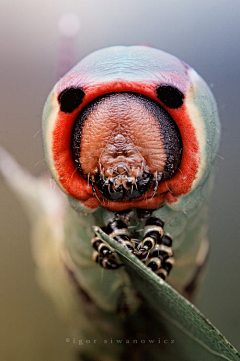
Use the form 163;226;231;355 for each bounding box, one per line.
59;196;211;360
65;189;211;308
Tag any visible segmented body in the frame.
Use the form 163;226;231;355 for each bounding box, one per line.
41;45;220;360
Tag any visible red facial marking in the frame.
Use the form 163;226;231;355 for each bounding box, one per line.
52;81;199;211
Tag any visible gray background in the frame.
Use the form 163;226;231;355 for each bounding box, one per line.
0;0;239;359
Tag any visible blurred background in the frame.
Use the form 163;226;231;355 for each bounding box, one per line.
0;0;239;359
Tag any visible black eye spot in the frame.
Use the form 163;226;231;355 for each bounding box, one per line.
156;85;184;109
58;87;85;113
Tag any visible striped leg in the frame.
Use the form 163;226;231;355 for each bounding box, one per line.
91;216;174;279
91;219;135;270
91;234;119;269
134;217;164;258
134;217;175;280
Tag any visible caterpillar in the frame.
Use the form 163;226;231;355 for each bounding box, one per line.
1;45;221;361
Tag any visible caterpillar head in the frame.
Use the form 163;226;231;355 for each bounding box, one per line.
42;46;220;213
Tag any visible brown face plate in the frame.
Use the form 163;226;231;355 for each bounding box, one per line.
72;92;182;201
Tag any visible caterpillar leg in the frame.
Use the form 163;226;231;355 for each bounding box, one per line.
91;219;135;269
92;250;120;270
91;216;174;280
134;217;175;280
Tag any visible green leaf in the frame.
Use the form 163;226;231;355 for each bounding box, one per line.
95;227;240;361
